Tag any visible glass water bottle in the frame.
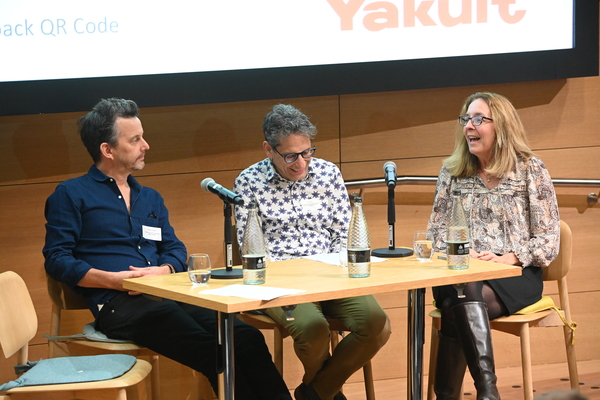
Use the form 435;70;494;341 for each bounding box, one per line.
446;190;470;270
241;202;269;284
347;197;371;278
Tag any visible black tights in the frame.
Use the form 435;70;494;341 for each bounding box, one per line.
434;281;508;338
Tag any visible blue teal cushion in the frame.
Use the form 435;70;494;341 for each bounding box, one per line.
0;354;136;391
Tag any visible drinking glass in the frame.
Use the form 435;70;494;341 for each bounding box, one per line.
413;231;434;261
338;241;348;267
188;253;212;286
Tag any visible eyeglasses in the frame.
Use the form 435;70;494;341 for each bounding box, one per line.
458;115;493;126
458;115;493;127
273;146;316;163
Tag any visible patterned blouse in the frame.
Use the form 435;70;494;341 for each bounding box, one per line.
427;157;560;268
234;157;351;261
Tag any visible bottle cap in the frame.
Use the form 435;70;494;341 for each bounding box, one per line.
353;197;363;203
248;201;257;209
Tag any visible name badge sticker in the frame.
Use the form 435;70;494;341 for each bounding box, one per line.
301;198;322;212
142;225;162;241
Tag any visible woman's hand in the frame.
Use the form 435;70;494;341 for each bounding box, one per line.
473;251;521;266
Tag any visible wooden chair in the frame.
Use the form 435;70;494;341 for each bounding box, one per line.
237;312;377;400
426;220;579;400
0;270;152;400
46;274;215;400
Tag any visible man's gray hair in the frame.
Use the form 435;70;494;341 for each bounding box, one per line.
263;104;317;148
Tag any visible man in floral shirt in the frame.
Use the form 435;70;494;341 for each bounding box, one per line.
234;104;391;400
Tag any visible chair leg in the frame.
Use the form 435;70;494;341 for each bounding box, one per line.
117;388;128;400
125;377;149;400
518;324;534;400
194;370;216;400
427;317;441;400
559;276;579;391
48;305;61;359
363;361;376;400
148;354;160;400
563;324;580;390
274;325;285;375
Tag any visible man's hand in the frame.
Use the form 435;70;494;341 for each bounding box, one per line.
112;270;147;295
78;266;169;296
129;265;172;276
124;265;172;295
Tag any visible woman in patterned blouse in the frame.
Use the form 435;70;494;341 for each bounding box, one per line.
427;92;560;400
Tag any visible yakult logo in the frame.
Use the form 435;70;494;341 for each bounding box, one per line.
327;0;526;31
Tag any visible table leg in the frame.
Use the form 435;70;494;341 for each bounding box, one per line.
407;288;426;400
218;311;236;400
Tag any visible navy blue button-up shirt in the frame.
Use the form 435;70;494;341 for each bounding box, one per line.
43;165;187;316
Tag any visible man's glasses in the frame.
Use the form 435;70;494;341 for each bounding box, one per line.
458;115;494;127
273;146;316;163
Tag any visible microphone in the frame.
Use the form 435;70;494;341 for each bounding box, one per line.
383;161;397;188
201;178;244;205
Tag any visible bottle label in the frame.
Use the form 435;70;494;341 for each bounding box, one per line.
242;254;266;270
447;242;469;256
348;249;370;263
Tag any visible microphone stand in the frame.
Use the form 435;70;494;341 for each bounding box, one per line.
211;202;243;279
371;185;413;258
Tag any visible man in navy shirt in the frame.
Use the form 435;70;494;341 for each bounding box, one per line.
43;98;291;400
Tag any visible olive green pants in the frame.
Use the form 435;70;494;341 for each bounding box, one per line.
266;294;391;400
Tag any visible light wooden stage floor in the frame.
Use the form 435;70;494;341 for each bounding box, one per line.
319;359;600;400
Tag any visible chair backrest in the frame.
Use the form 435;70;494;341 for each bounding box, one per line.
0;271;38;359
46;273;91;357
543;220;572;282
47;273;89;311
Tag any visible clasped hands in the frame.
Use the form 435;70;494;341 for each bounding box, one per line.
121;265;172;295
469;249;521;266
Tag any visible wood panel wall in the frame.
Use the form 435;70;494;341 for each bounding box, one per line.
1;62;599;400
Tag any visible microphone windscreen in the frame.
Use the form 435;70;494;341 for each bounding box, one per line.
383;161;397;171
200;178;215;192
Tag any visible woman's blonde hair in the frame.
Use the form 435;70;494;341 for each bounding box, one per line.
443;92;535;178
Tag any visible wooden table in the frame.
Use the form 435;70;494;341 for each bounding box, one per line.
124;255;521;400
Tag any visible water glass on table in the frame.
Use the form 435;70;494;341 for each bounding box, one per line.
413;231;434;261
188;253;212;286
338;241;348;267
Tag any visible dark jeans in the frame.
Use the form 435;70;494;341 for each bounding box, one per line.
96;293;291;400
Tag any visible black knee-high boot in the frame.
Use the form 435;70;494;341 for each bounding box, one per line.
434;332;467;400
452;302;500;400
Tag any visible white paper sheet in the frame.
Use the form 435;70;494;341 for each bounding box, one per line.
200;284;305;300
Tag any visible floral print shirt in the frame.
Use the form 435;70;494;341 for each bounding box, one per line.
234;157;351;261
427;157;560;268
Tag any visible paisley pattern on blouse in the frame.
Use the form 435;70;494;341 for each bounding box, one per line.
427;157;560;268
